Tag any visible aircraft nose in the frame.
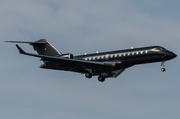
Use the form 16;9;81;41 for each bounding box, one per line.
169;52;177;59
172;53;177;58
165;51;177;60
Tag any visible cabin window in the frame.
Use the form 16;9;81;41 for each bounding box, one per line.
136;51;139;55
89;57;91;60
145;50;148;53
97;56;100;59
128;52;130;56
101;56;104;59
111;54;113;58
105;55;109;60
123;53;126;56
93;57;96;60
132;52;134;55
119;54;121;57
115;54;117;57
85;58;87;60
141;51;143;54
105;55;109;58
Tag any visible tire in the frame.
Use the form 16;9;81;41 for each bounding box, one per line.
85;73;92;78
161;68;166;72
98;76;105;82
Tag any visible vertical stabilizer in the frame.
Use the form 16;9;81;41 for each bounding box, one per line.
31;39;61;56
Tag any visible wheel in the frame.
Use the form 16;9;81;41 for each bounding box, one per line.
161;68;166;72
85;73;92;78
98;76;105;82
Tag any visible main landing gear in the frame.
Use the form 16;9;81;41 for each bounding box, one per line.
85;72;92;78
85;68;106;82
85;73;106;82
98;75;105;82
85;68;93;78
161;61;166;72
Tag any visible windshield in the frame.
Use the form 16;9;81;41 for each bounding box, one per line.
153;47;167;51
159;47;167;51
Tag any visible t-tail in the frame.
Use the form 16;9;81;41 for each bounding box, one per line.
5;39;62;56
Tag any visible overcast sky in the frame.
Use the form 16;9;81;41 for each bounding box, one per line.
0;0;180;119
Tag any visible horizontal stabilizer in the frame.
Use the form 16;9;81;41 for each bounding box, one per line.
5;41;46;44
16;45;26;54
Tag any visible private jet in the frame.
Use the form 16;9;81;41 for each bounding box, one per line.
5;39;177;82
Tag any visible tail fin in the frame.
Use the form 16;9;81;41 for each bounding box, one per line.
31;39;62;56
5;39;62;56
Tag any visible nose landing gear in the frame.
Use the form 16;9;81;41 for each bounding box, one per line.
161;61;166;72
161;68;166;72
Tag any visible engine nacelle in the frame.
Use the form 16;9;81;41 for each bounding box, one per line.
60;53;73;59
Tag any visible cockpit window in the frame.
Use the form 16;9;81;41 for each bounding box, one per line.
160;47;167;51
153;47;167;51
153;47;161;51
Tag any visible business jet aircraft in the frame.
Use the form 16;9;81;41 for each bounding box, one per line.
5;39;177;82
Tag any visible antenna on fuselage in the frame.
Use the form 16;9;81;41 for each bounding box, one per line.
131;47;133;49
85;53;86;55
96;51;98;53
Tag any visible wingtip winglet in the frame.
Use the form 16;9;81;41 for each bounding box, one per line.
16;44;26;54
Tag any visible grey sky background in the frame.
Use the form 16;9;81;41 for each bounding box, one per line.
0;0;180;119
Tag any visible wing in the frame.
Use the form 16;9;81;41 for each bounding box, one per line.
15;45;116;71
107;69;125;78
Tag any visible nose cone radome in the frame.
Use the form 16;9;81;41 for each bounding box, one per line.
169;52;177;59
173;53;177;58
165;51;177;60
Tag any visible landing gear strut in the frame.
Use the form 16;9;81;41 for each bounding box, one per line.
98;75;105;82
161;61;166;72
